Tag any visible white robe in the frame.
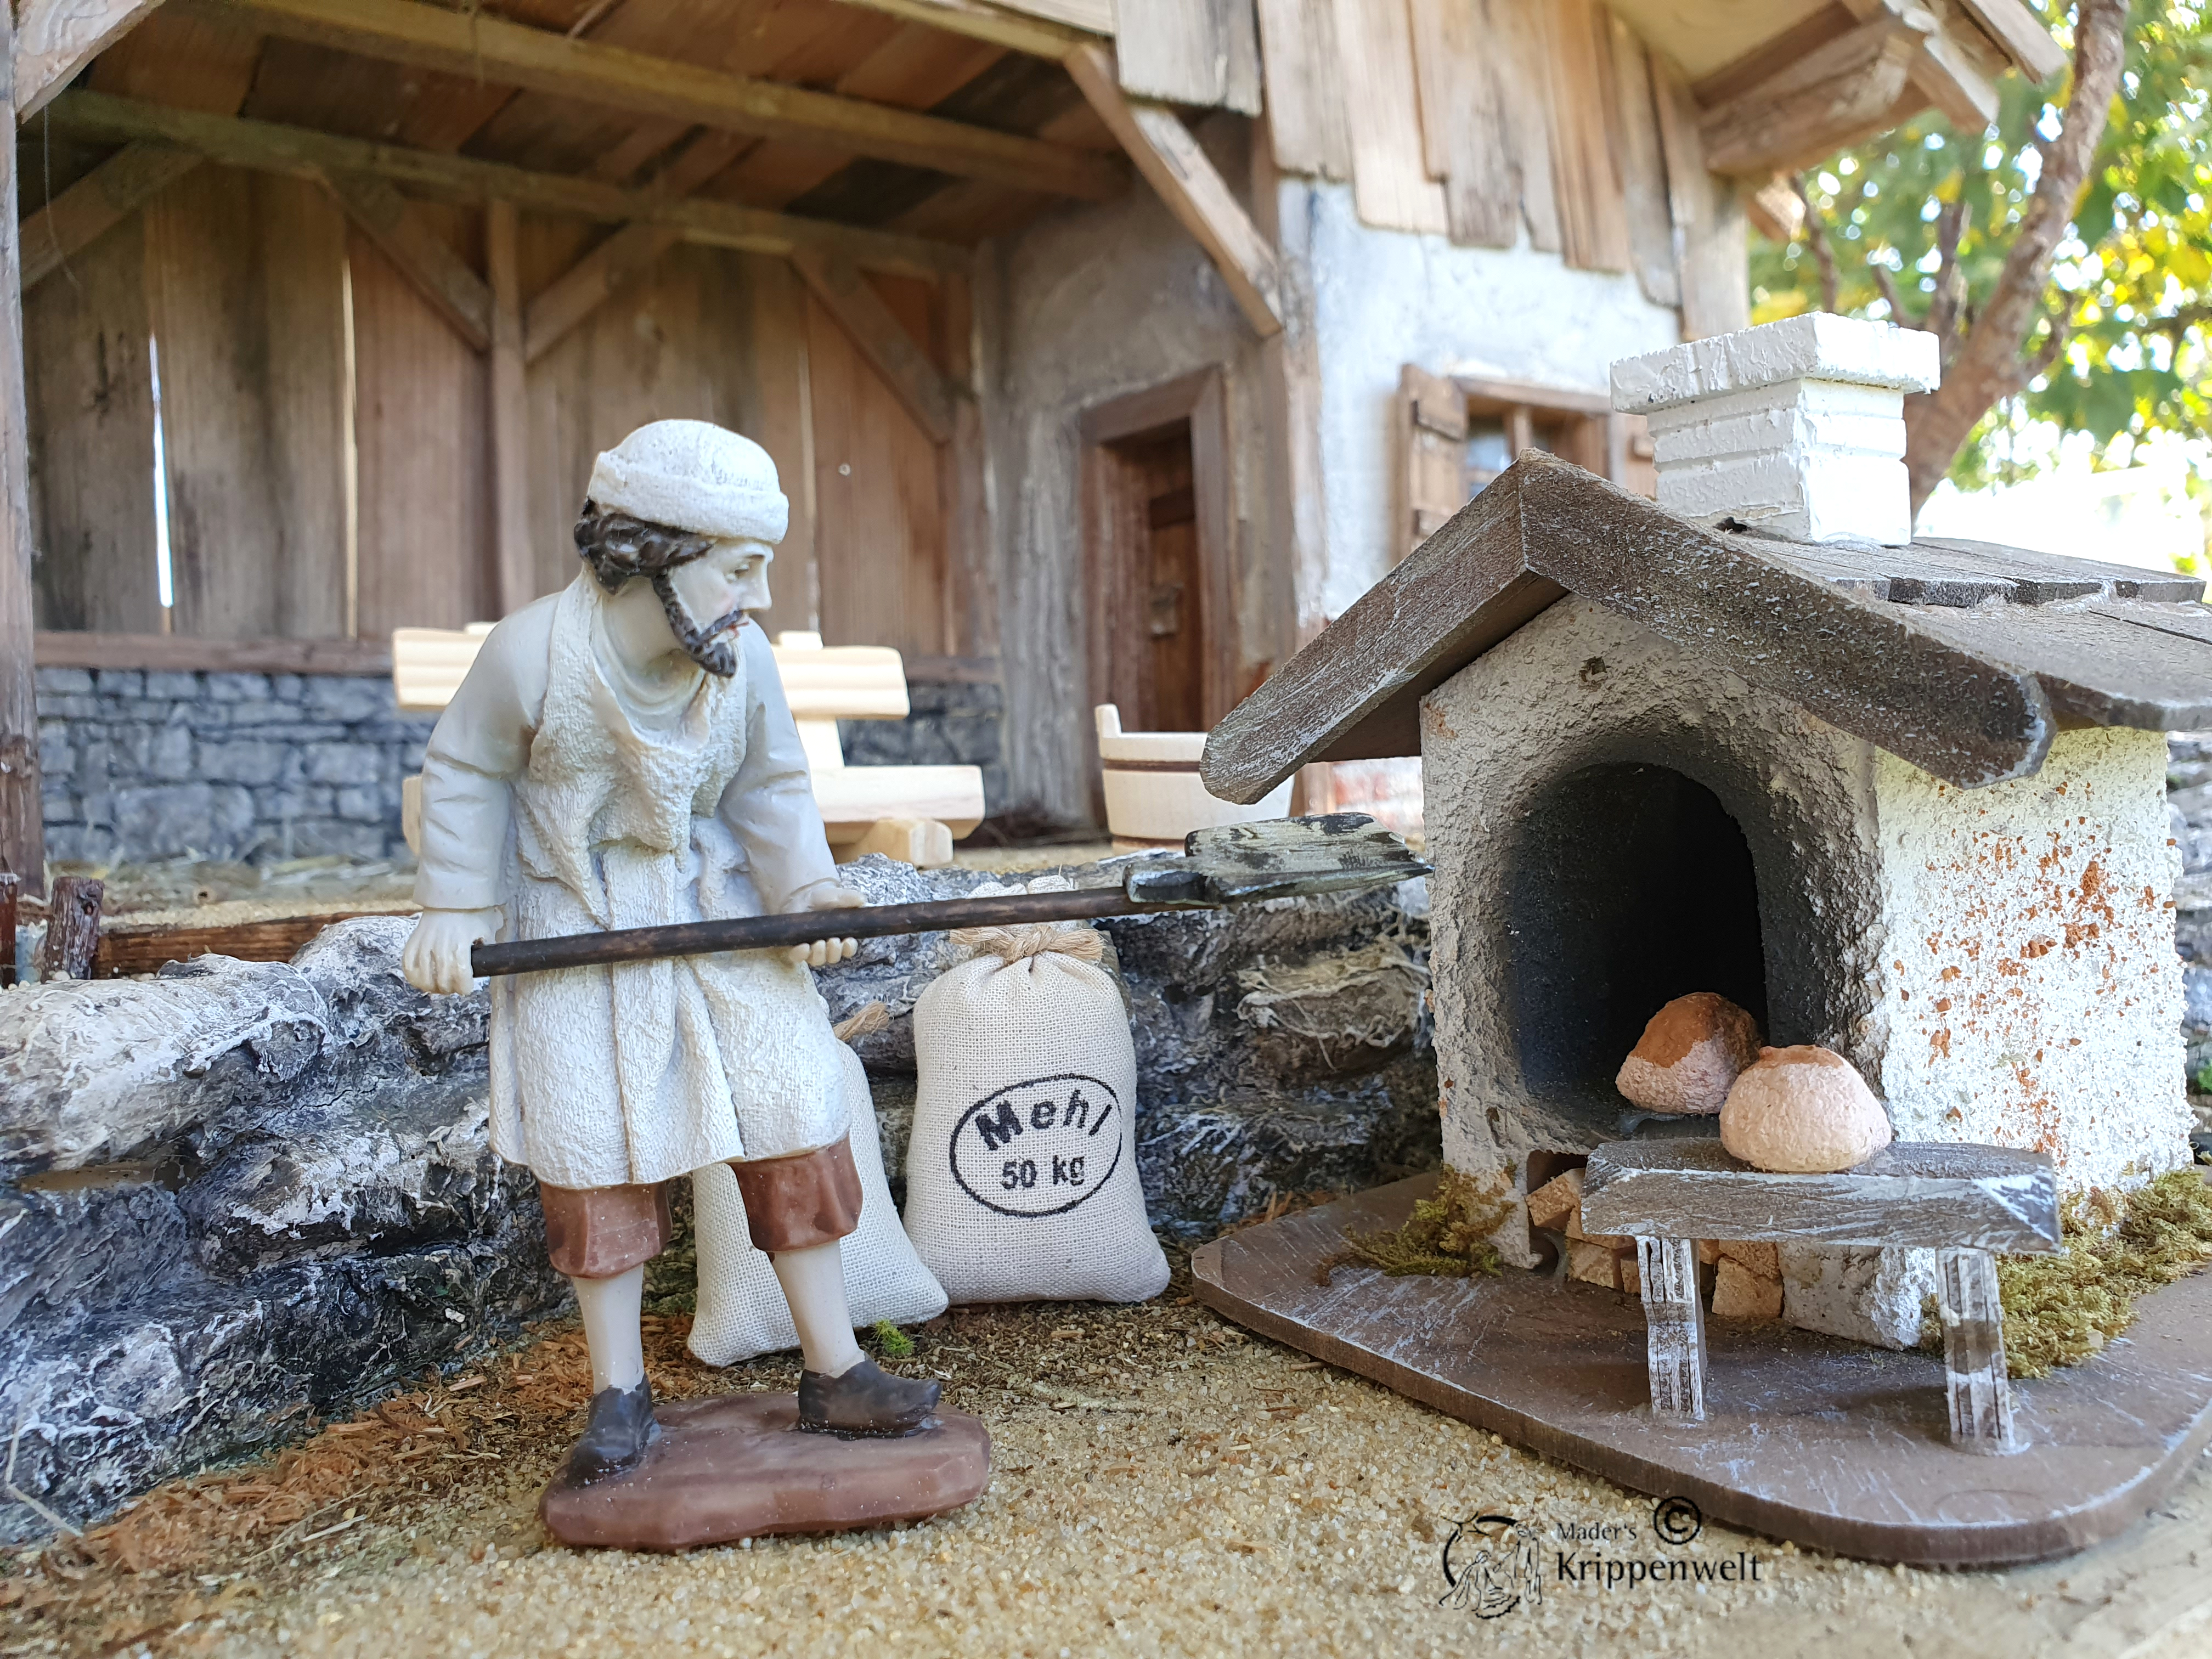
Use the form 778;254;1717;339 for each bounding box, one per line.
412;575;848;1190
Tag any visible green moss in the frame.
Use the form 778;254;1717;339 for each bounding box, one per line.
1928;1169;2212;1379
870;1318;916;1359
1321;1168;1511;1282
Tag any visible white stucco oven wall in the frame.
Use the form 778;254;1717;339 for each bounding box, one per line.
1423;596;2188;1275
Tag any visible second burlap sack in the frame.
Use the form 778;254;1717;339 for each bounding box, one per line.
905;924;1170;1304
688;1011;947;1366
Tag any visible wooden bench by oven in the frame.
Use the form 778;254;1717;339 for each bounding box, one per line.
1581;1139;2060;1453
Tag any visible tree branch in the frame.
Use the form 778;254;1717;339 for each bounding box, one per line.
1871;261;1912;325
1901;0;2131;514
2022;309;2072;386
1792;173;1841;314
1923;198;1971;359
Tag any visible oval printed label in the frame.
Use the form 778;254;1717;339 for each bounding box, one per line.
949;1071;1124;1218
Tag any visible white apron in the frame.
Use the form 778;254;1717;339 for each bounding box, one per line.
485;579;847;1190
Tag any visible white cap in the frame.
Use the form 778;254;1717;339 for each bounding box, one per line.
586;419;789;544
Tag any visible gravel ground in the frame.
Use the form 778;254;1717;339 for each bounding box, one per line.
10;1261;2212;1659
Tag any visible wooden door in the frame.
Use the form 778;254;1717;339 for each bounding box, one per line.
1120;426;1203;733
1080;368;1235;762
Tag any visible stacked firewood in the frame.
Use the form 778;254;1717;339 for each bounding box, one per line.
1525;1167;1786;1319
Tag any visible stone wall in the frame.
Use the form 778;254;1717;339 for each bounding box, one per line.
840;679;1007;815
36;669;431;866
34;667;1005;866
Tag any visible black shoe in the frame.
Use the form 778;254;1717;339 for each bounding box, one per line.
797;1358;940;1439
565;1378;659;1484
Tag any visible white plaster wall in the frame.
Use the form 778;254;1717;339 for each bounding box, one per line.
1302;185;1682;619
1871;726;2190;1191
980;119;1273;822
1421;602;2187;1234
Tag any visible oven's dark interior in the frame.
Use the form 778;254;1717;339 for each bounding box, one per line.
1507;762;1768;1133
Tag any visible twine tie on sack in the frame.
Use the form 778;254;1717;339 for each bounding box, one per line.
949;924;1104;963
833;1001;892;1043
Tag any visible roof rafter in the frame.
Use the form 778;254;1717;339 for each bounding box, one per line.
183;0;1124;201
831;0;1100;59
46;91;973;279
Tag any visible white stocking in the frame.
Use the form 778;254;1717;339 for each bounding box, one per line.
572;1266;647;1394
771;1242;865;1378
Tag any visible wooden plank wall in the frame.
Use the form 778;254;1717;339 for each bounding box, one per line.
145;166;350;640
520;225;824;645
1274;0;1723;320
806;278;950;661
351;202;493;639
24;169;966;659
23;201;159;633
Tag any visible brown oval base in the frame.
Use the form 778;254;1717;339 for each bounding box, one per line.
538;1393;991;1552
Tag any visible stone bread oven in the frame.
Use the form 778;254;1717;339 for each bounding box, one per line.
1205;316;2210;1274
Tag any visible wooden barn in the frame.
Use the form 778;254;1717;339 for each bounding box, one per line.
0;0;2068;886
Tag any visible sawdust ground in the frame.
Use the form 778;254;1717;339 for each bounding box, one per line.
9;1252;2212;1659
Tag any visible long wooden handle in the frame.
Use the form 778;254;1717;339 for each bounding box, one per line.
469;887;1139;978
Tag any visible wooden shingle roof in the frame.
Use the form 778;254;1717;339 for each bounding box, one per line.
1200;451;2212;801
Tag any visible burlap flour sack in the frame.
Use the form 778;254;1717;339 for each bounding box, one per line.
905;926;1170;1304
688;1012;947;1366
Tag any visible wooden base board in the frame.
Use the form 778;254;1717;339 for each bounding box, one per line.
540;1394;991;1552
1191;1175;2212;1567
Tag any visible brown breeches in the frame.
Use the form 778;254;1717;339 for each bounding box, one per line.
538;1137;864;1280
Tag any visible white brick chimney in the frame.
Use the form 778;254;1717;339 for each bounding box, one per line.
1610;314;1940;546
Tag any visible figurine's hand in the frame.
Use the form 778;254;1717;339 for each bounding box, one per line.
402;906;503;995
785;881;864;968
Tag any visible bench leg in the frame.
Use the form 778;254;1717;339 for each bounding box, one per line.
1637;1236;1706;1421
1937;1246;2017;1453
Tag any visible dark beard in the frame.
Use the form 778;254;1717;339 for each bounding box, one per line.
652;574;745;677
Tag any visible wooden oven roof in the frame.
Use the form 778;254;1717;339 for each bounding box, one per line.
1201;452;2212;799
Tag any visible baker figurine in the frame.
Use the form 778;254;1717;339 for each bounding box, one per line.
401;419;940;1482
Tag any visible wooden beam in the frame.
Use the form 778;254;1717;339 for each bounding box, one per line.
15;0;165;121
1651;53;1749;338
830;0;1099;58
48;92;973;279
1842;0;2002;132
35;630;393;674
1955;0;2066;81
486;200;531;616
936;272;995;658
522;128;747;365
19;140;198;288
320;170;491;351
1113;0;1262;115
991;0;1112;28
0;3;42;893
94;907;417;978
1697;15;1923;176
1064;44;1284;338
790;249;957;446
195;0;1125;202
525;224;679;364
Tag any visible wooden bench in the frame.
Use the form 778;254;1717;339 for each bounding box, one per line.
392;625;985;868
1580;1139;2061;1453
